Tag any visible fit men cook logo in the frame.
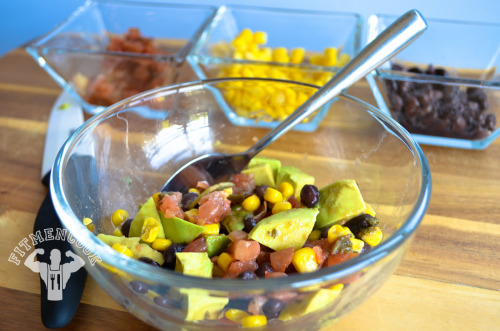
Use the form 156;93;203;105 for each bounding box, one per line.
8;228;101;301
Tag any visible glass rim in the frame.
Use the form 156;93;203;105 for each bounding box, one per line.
51;77;432;292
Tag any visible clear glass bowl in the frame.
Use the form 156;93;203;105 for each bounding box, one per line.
51;78;431;330
26;0;217;115
187;5;362;130
367;14;500;149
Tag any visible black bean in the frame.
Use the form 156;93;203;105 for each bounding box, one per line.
237;270;258;280
254;185;268;200
138;257;161;267
404;96;420;118
391;63;404;71
243;215;258;233
300;185;320;208
262;298;285;319
121;219;133;237
408;67;422;74
425;65;435;75
434;68;448;77
162;244;186;270
130;280;149;294
320;227;330;239
344;214;379;237
389;93;403;112
484;114;496;131
181;192;198;211
255;262;274;278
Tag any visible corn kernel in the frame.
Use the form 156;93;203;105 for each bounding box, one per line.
359;226;383;246
83;217;93;226
278;182;294;199
152;238;172;251
141;217;160;243
242;194;261;211
253;31;267;44
292;247;318;273
272;47;289;63
225;309;250;323
308;229;321;241
112;209;129;227
327;224;353;243
272;201;292;214
203;223;220;235
338;53;351;66
213;264;225;277
290;47;305;64
112;228;123;237
241;315;267;328
264;188;283;204
328;283;344;292
112;243;133;258
350;237;365;253
323;47;338;66
188;188;199;194
238;28;253;42
310;55;324;66
217;252;235;272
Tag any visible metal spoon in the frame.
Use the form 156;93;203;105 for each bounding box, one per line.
162;9;427;193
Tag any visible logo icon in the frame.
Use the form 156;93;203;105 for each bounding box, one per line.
24;248;85;301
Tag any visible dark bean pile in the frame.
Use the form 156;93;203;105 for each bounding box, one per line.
384;64;496;139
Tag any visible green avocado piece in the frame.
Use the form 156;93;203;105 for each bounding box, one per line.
204;234;231;258
175;252;213;278
220;208;251;233
97;234;165;265
242;163;275;187
278;288;342;321
160;214;206;244
315;179;367;229
129;197;165;239
276;166;315;199
248;156;281;179
180;288;229;321
248;208;318;251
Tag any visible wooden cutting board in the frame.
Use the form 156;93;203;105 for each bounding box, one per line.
1;48;499;330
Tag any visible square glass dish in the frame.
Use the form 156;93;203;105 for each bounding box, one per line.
187;5;362;131
367;14;500;149
26;0;217;115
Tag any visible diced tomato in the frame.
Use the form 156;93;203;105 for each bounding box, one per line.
159;192;184;219
269;247;294;273
198;191;231;224
265;272;288;278
231;173;256;195
182;237;207;253
230;240;260;261
228;230;248;242
224;260;258;279
325;252;359;267
312;246;327;266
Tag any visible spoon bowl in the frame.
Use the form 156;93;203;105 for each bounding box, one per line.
161;9;427;193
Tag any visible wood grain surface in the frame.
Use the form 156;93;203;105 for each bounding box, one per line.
1;48;500;330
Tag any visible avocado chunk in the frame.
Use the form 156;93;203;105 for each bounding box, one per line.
248;156;281;179
175;252;213;278
276;166;315;199
180;288;229;321
97;234;165;265
278;288;342;321
129;197;165;239
220;208;251;233
160;214;206;244
204;234;231;258
248;208;318;251
242;163;275;187
315;179;366;229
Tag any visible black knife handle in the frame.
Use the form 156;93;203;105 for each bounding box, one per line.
34;173;87;329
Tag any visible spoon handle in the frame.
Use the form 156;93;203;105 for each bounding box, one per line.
246;9;427;156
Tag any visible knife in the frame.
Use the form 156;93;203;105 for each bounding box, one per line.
35;91;87;328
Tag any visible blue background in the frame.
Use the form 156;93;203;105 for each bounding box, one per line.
1;0;499;57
